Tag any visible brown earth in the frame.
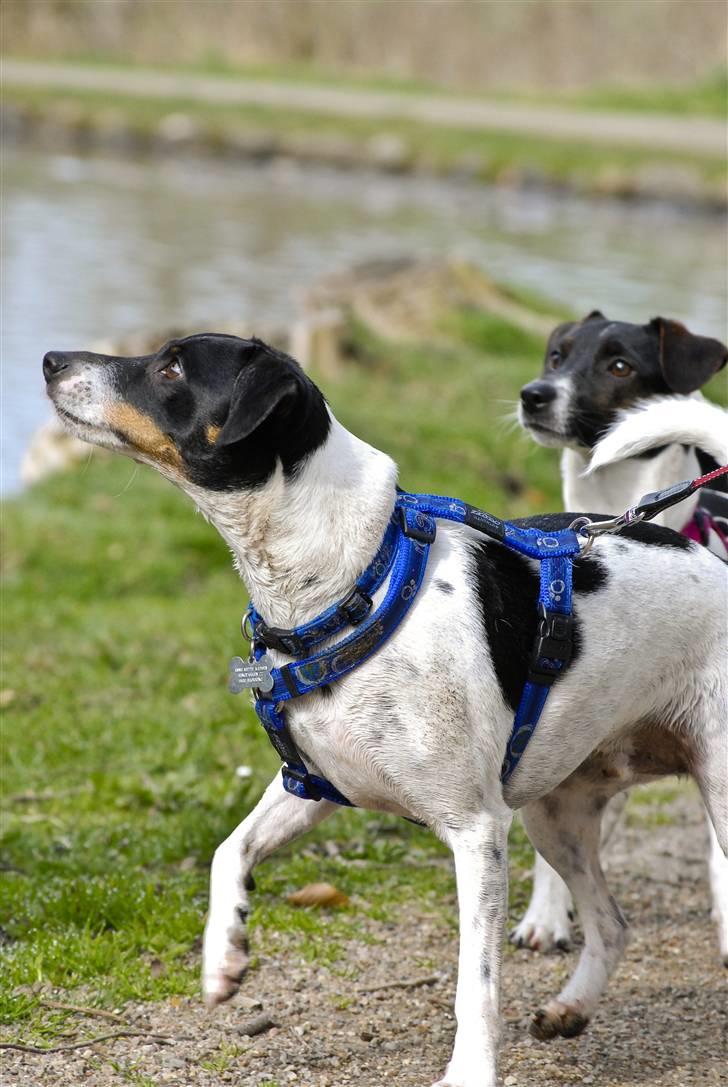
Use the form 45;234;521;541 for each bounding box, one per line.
3;784;726;1087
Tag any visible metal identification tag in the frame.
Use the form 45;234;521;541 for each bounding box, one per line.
229;654;274;694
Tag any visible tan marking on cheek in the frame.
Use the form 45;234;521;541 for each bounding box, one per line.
206;424;221;445
106;403;183;470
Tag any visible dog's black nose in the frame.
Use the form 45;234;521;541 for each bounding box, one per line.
520;381;557;413
43;352;72;382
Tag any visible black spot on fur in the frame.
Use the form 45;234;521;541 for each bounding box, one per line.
469;534;607;712
244;874;256;892
236;905;249;925
435;579;455;595
618;521;693;550
319;684;332;699
491;847;503;864
481;953;491;981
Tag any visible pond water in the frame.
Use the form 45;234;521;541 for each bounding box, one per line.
2;145;725;493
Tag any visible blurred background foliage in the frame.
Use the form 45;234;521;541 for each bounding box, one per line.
4;0;727;98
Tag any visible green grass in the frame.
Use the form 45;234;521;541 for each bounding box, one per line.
8;52;727;117
3;78;724;203
1;308;545;1045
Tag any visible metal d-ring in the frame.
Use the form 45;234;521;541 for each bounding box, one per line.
569;516;595;555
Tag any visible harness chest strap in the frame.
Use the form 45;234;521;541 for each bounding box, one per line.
238;494;581;807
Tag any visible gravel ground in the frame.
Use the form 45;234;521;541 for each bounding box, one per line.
4;785;726;1087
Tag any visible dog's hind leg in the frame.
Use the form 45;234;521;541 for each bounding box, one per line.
512;791;628;953
707;817;728;966
693;725;728;967
203;773;338;1007
434;813;511;1087
522;780;629;1040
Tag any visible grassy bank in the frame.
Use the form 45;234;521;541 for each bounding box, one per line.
3;70;725;208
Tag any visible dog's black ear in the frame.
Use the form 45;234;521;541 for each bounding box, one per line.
216;350;299;447
648;317;728;394
583;310;605;322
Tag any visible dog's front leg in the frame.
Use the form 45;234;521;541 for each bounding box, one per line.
203;773;337;1006
435;814;512;1087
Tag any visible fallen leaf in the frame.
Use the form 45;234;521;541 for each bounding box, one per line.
287;882;349;908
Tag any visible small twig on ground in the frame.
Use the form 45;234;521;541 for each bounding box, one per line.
355;973;441;994
39;1000;129;1023
0;1028;191;1054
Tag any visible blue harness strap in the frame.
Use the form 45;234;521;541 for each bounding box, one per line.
239;491;581;806
248;519;400;655
501;554;573;783
251;504;436;805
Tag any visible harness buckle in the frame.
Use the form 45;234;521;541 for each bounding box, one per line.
338;586;373;626
256;624;307;657
282;765;322;802
528;603;573;686
398;506;436;544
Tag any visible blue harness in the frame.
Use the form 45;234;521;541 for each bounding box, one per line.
236;491;582;806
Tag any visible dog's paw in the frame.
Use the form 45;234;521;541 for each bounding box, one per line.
431;1076;496;1087
431;1057;497;1087
202;909;251;1008
510;911;573;953
529;1001;589;1041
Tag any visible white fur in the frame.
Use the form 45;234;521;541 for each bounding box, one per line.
562;442;701;531
518;393;728;966
587;396;728;473
50;364;728;1087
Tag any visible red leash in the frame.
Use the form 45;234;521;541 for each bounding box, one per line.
692;463;728;489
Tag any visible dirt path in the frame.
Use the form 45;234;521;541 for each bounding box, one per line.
1;58;724;157
4;783;726;1087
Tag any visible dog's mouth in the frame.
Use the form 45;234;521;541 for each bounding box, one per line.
520;417;572;448
523;420;562;436
51;399;126;452
54;404;92;429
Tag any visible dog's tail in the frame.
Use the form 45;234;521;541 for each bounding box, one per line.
586;396;728;474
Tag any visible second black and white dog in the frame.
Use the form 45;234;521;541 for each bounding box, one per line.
44;334;727;1087
518;310;728;966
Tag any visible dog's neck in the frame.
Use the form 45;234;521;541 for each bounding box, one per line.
184;414;398;629
560;444;699;530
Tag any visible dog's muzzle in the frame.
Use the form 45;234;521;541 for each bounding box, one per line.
520;380;558;416
43;351;74;384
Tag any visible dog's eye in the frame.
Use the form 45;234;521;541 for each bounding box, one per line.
159;359;183;380
608;359;633;378
548;350;561;369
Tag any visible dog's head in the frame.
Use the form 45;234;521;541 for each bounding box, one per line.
43;334;330;490
519;311;727;449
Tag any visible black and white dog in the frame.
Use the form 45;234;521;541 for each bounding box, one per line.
517;311;728;965
44;335;727;1087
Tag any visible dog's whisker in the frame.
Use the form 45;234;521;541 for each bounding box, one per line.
112;464;140;498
